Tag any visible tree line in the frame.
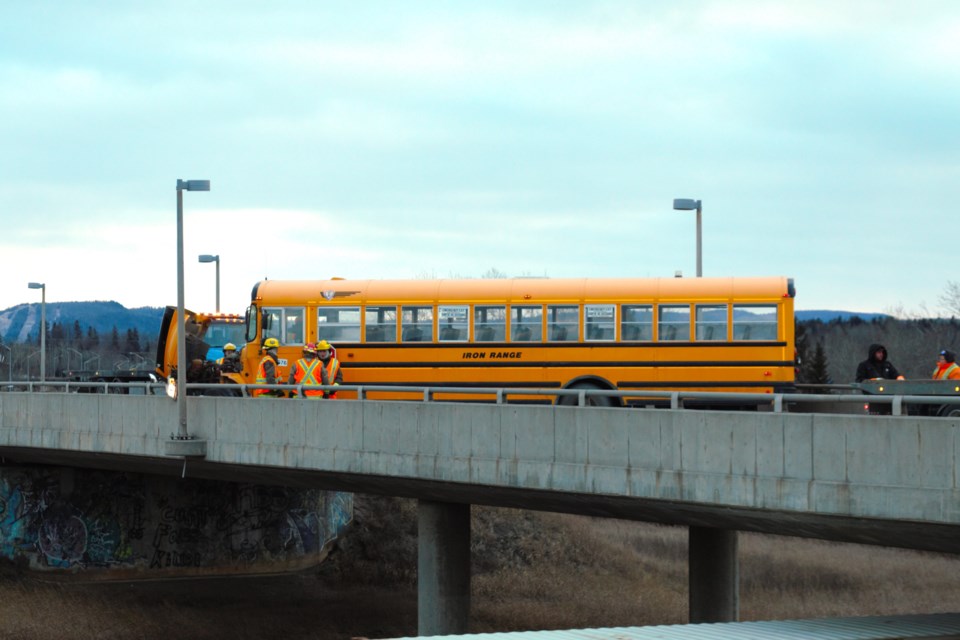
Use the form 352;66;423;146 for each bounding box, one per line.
797;316;960;384
2;308;957;386
0;321;153;380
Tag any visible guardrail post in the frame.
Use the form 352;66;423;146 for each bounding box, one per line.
671;392;680;410
496;390;504;405
357;386;365;400
773;395;783;413
892;396;904;416
578;390;587;406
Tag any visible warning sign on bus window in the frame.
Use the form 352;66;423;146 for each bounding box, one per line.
439;306;468;321
586;305;614;318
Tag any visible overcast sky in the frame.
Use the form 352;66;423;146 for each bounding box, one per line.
2;1;958;316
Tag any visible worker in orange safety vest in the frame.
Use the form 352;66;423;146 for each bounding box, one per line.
315;339;342;398
933;350;960;380
253;337;284;397
288;343;325;397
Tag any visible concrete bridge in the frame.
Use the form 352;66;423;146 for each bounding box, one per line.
2;390;960;635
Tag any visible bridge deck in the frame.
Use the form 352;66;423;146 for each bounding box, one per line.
2;392;960;552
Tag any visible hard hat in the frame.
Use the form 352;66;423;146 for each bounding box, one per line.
263;337;280;349
316;339;332;351
304;342;318;354
223;343;237;352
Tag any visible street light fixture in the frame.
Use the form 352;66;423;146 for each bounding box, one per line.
673;198;703;277
176;179;210;440
198;254;220;312
27;282;46;382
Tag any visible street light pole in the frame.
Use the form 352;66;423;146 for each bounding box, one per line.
673;199;703;277
198;254;220;312
176;179;211;439
27;282;46;382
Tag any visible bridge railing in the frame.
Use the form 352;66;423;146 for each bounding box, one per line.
3;380;960;416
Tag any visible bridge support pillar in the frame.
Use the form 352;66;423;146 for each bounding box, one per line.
688;526;739;623
418;500;471;636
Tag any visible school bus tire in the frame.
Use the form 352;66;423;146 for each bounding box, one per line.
938;404;960;418
557;381;619;408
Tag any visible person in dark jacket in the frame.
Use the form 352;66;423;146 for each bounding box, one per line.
855;343;904;382
855;343;904;415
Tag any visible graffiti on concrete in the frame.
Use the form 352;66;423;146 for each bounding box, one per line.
0;466;352;575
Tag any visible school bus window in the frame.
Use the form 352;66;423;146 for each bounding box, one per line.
365;306;397;343
439;305;469;342
621;305;652;341
511;305;542;342
245;305;258;343
733;304;778;341
318;306;361;343
658;305;689;341
263;307;305;345
695;305;727;341
585;305;615;341
547;305;578;342
402;306;433;342
474;306;506;342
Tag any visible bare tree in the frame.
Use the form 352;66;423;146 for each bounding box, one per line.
481;267;509;279
939;281;960;317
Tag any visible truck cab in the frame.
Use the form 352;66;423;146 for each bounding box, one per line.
155;307;247;391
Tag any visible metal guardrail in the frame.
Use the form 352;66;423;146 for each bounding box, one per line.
3;380;960;415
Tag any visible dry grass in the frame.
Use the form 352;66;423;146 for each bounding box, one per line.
3;494;960;639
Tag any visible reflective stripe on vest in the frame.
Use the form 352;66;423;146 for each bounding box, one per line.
324;358;340;398
293;358;324;397
934;363;960;380
253;355;278;397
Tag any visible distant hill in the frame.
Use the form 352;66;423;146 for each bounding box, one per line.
0;301;164;345
795;310;892;322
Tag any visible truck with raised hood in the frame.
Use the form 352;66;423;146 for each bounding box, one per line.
155;306;246;395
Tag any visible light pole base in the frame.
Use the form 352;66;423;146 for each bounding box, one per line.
164;438;208;457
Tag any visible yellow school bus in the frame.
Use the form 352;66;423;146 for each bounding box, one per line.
233;276;796;405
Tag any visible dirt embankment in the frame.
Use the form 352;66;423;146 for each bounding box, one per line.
5;493;960;640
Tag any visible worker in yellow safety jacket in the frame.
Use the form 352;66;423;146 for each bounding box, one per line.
253;337;284;397
315;339;342;399
288;343;325;398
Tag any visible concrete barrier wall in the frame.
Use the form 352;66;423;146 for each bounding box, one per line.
2;392;959;525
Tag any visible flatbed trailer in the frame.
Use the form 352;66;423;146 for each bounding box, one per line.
63;369;162;394
851;379;960;417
